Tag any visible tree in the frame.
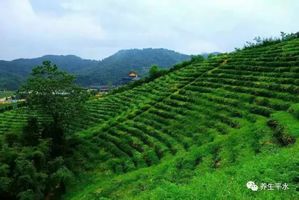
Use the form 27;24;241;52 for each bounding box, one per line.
0;61;88;199
19;61;89;158
149;65;160;77
191;55;205;62
19;61;88;130
149;65;166;79
22;117;40;146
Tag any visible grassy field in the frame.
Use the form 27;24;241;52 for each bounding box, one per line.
1;37;299;199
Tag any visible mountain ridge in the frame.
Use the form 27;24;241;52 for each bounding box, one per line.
0;48;191;90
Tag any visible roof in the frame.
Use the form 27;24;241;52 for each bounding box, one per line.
128;71;138;77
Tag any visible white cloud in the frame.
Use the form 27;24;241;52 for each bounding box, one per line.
0;0;298;60
0;0;104;59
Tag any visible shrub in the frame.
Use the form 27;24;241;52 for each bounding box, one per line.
249;106;272;117
149;65;167;79
267;119;296;146
143;149;159;166
288;103;299;119
107;159;124;173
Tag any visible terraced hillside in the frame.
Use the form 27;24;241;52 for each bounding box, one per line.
1;37;299;199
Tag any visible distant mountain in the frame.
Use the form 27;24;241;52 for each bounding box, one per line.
0;49;190;90
0;55;98;90
77;48;191;86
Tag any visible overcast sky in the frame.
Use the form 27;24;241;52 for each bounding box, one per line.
0;0;298;60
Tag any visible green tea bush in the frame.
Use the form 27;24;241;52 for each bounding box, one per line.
249;105;272;117
143;149;159;166
288;103;299;119
267;119;296;146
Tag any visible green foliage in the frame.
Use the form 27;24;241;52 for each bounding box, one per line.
0;116;94;199
62;36;299;199
0;63;98;199
191;55;205;62
149;65;166;79
0;74;23;90
288;103;299;119
0;55;99;90
19;61;88;129
77;48;190;87
267;119;296;146
0;128;50;199
110;55;206;95
241;32;299;50
22;117;40;146
0;91;14;98
2;35;299;200
0;50;190;90
149;65;162;78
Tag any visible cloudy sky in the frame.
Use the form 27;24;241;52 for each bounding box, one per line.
0;0;298;60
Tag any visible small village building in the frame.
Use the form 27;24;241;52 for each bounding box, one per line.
128;71;138;78
121;71;140;84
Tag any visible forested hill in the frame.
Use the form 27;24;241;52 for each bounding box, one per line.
0;49;190;90
77;48;190;86
0;55;98;90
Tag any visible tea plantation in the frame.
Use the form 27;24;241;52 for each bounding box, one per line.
1;37;299;199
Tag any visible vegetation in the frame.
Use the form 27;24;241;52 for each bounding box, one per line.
0;49;190;90
239;32;299;50
0;55;99;90
0;62;91;199
0;91;14;98
77;48;190;87
110;55;205;95
1;34;299;199
19;61;88;129
148;65;167;78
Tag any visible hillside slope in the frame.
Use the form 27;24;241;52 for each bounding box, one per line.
1;37;299;199
65;37;299;199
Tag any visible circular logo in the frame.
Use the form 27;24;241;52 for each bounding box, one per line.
246;181;258;191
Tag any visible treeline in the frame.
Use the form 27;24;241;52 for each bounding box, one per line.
237;32;299;51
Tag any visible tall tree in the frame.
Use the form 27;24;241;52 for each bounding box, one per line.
19;61;88;130
0;61;89;199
